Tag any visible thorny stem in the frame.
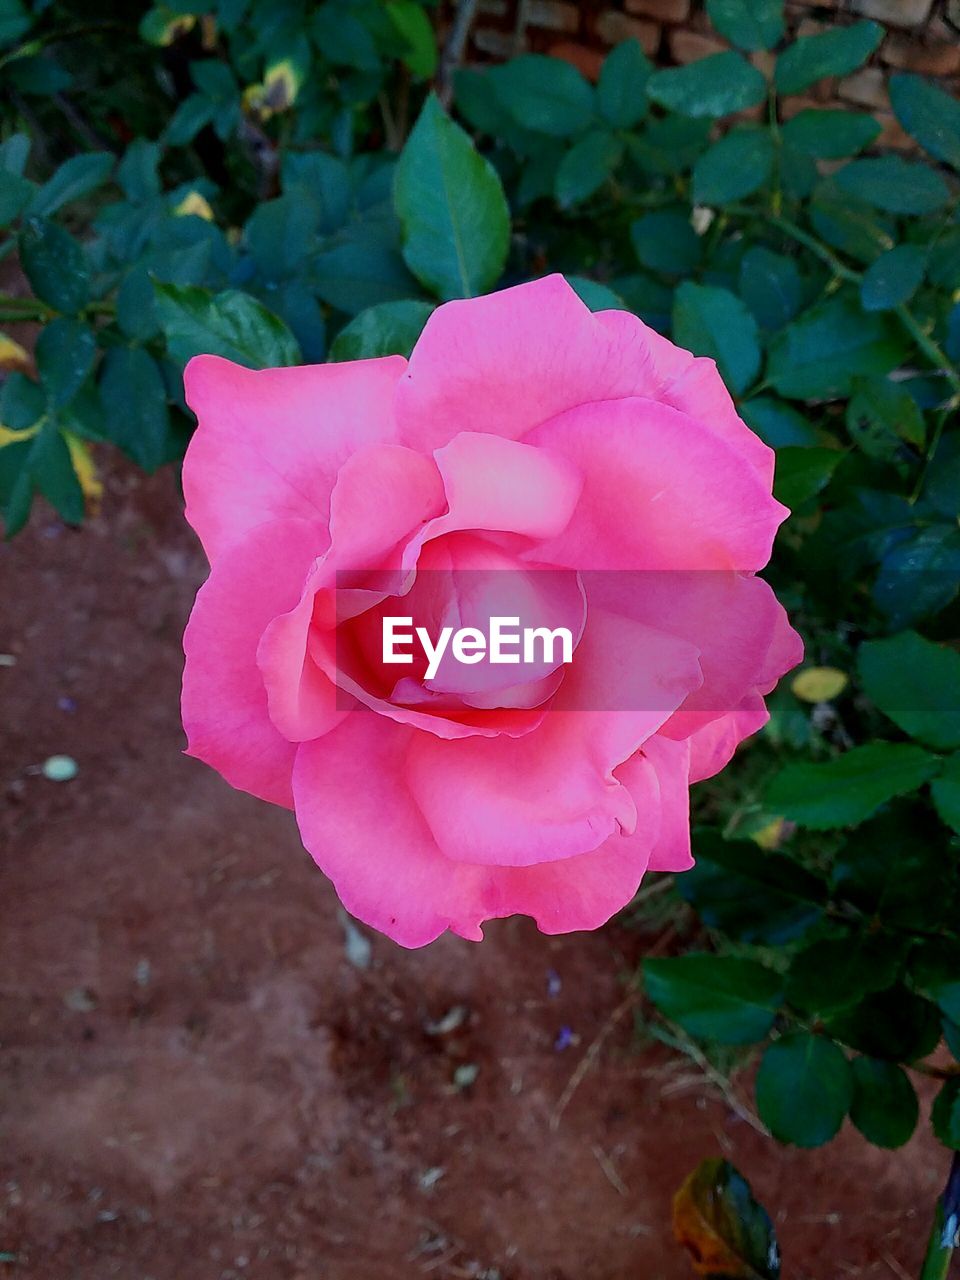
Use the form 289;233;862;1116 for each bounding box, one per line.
920;1152;960;1280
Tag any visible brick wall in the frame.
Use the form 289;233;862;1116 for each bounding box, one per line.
464;0;960;148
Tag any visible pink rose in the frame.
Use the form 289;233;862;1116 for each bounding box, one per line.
181;275;801;947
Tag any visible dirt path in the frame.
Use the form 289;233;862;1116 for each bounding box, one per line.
0;466;944;1279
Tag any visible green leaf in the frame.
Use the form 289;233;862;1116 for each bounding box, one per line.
644;954;782;1045
282;151;351;234
99;346;171;471
786;935;903;1015
631;209;701;275
740;396;818;447
385;0;437;79
889;73;960;173
0;0;30;46
911;941;960;1023
19;218;89;315
846;376;925;463
313;241;419;315
597;38;652;129
932;1079;960;1149
738;246;802;332
834;156;951;215
28;152;113;218
394;93;510;300
859;632;960;750
673;1159;780;1280
35;318;96;409
707;0;784;51
330;299;434;361
31;424;85;526
677;830;825;945
849;1059;918;1149
809;181;895;263
755;1033;852;1148
564;276;627;312
766;743;939;829
245;195;321;281
489;54;594;137
774;21;882;95
860;244;926;312
932;752;960;834
164;93;215;146
826;984;940;1062
647;51;767;119
774;446;842;510
766;298;903;400
874;524;960;628
154;282;301;369
629;115;712;175
117;139;162;203
780;109;880;158
554;130;622;208
672;281;760;395
692;127;774;205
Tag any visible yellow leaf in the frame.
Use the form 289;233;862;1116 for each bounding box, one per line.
751;817;786;850
64;432;103;508
791;666;848;703
0;332;30;372
0;422;39;447
173;190;214;221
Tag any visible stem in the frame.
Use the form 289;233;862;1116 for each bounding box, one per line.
896;304;960;400
920;1152;960;1280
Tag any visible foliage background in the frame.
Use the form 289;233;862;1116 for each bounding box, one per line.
2;0;960;1261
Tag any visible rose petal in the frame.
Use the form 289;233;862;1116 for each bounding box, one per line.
183;353;405;562
182;518;321;807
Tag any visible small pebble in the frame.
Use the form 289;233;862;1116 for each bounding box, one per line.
43;755;78;782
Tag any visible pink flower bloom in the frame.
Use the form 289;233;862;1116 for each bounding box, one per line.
181;275;801;947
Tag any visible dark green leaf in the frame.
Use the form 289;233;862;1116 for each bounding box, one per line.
644;954;782;1044
648;51;767;118
849;1058;918;1148
0;0;30;46
692;127;774;205
330;299;433;361
740;397;818;447
932;753;960;834
766;743;939;829
809;181;895;263
860;244;926;312
489;55;594;137
35;318;96;409
846;376;925;463
281;151;352;234
385;1;437;79
755;1034;852;1148
835;156;951;215
677;830;826;944
774;21;882;95
889;73;960;172
117;139;162;203
631;209;701;275
738;246;802;331
774;446;842;510
394;93;510;300
555;130;622;208
826;984;940;1062
672;281;760;395
874;524;960;627
911;941;960;1023
164;93;215;146
564;276;628;312
31;425;85;525
313;241;419;314
597;38;652;129
19;218;89;314
859;632;960;750
0;372;44;429
781;109;880;158
154;282;301;368
245;195;321;280
28;152;113;218
707;0;784;51
99;346;171;471
932;1079;960;1149
673;1159;780;1280
786;934;903;1014
766;298;903;400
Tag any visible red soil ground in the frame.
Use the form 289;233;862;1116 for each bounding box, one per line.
0;465;947;1280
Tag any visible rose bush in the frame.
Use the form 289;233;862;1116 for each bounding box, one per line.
180;273;801;946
